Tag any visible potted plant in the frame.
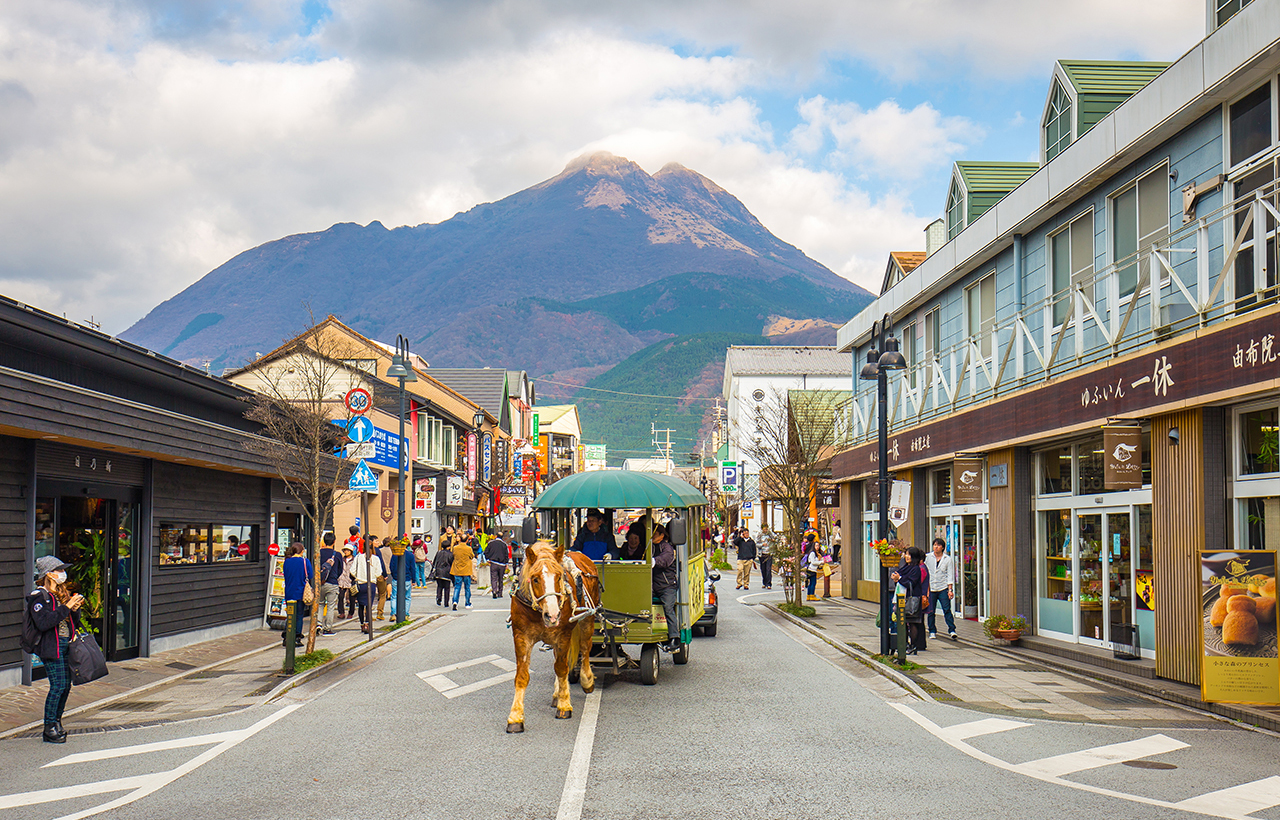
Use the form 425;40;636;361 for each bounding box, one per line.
982;613;1028;642
871;538;903;568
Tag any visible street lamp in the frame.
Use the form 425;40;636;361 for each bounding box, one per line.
858;313;907;656
388;335;417;626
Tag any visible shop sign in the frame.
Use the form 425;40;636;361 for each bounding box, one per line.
887;480;911;527
1103;425;1143;490
532;413;540;441
988;464;1008;488
1200;550;1277;705
952;457;984;505
521;454;536;484
817;486;839;508
380;489;395;523
499;485;527;496
513;453;523;479
496;438;508;478
467;432;478;483
483;433;492;483
446;475;465;507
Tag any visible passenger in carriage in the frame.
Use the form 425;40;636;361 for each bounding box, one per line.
570;508;616;562
608;528;646;561
651;523;680;651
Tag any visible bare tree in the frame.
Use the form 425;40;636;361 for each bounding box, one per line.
739;388;848;607
238;315;368;655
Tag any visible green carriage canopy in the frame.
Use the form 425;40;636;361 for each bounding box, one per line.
531;470;708;510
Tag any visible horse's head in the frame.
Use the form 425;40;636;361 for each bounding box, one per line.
524;541;567;628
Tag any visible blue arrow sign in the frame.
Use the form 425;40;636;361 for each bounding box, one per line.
347;416;374;443
348;459;378;492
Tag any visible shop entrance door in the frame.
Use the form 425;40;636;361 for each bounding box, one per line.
932;513;989;621
35;493;142;662
1074;509;1132;648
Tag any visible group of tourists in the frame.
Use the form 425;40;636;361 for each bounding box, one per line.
889;537;958;654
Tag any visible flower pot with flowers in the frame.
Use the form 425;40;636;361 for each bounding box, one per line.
871;538;904;568
982;613;1029;642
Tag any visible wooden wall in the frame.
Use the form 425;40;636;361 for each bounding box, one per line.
986;449;1017;619
0;437;29;671
150;462;271;639
1151;408;1204;686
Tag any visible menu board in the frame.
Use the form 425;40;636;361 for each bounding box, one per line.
266;556;287;623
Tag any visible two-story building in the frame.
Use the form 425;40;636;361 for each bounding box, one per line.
834;0;1280;691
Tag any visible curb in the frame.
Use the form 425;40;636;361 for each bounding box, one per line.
0;640;279;742
264;613;446;703
763;603;932;702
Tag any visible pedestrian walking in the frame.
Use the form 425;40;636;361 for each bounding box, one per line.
388;542;414;620
413;535;430;587
924;537;958;640
318;533;343;635
24;556;85;743
432;537;454;606
351;542;386;633
802;531;823;601
344;524;362;552
757;525;775;590
450;529;479;610
376;537;393;620
732;527;756;590
337;545;355;619
485;533;509;598
281;543;313;647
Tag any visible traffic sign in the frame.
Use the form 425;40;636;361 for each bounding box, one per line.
348;459;378;492
346;416;374;443
720;461;739;492
344;388;372;415
346;442;375;460
742;500;754;518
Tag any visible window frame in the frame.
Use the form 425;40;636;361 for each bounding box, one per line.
1043;78;1074;162
965;271;996;361
946;177;966;241
1225;79;1276;174
1046;208;1096;330
1108;160;1171;305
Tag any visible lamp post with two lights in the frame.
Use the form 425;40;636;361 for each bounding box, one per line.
386;335;418;626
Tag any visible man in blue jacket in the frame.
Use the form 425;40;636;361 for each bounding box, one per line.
570;509;615;562
318;532;344;635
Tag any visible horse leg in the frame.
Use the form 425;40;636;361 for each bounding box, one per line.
577;619;596;693
553;638;573;719
507;631;534;733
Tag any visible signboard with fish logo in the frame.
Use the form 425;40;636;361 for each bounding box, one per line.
1103;425;1143;490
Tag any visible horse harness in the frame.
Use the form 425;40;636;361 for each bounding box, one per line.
514;555;601;625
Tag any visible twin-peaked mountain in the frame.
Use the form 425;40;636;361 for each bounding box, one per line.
122;152;870;382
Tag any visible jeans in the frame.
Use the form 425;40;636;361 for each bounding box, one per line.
415;562;427;586
806;571;817;596
320;583;340;631
927;587;957;634
759;555;773;587
390;578;412;619
42;639;71;727
452;574;472;606
656;586;678;643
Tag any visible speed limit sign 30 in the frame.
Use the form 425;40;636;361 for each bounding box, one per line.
344;388;372;415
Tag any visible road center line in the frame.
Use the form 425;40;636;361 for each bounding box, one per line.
555;689;602;820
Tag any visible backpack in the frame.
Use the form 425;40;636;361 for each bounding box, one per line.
20;592;44;654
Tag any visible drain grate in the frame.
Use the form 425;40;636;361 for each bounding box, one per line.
103;700;165;713
1123;760;1177;770
968;674;996;679
165;662;197;671
186;670;230;680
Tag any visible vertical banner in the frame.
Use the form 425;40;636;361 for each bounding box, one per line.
952;457;984;504
380;488;395;523
1200;550;1278;705
466;432;478;483
1103;425;1143;490
532;412;540;442
482;433;492;483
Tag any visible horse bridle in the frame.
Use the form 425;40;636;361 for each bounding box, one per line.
516;557;599;624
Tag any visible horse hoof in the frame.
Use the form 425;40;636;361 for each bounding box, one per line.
555;709;572;719
581;682;594;694
506;722;525;733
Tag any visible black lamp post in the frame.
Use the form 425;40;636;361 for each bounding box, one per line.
858;314;907;656
387;335;418;626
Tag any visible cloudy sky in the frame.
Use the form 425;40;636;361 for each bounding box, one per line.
1;0;1203;334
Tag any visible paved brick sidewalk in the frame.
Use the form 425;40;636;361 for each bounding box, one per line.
792;596;1226;729
0;588;440;740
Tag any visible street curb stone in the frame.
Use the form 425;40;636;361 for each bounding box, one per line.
763;603;932;702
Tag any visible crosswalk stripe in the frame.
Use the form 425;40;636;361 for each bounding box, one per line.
1176;776;1280;816
936;717;1032;741
442;671;515;699
1014;734;1188;778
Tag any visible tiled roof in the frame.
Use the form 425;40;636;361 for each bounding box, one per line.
724;346;849;377
425;368;508;416
1060;60;1170;96
955;161;1040;192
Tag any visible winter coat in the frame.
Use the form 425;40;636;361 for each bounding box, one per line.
450;540;478;577
25;588;80;660
652;538;678;593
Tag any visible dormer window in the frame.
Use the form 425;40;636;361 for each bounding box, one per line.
1044;80;1073;161
946;177;965;240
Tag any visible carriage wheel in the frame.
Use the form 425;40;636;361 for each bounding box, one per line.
639;643;659;685
673;640;690;665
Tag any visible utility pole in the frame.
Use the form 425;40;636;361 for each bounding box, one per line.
651;422;675;475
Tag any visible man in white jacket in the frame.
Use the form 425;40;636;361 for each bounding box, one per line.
924;537;957;640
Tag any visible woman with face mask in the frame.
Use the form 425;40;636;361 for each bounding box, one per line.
25;556;86;743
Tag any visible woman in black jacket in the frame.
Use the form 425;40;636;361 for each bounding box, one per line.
890;546;927;654
431;540;455;607
25;556;85;743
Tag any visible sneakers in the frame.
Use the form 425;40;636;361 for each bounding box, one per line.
321;629;336;636
928;632;937;640
452;603;457;611
465;603;473;609
949;630;958;641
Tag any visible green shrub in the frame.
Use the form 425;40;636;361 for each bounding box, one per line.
778;602;816;618
286;649;334;675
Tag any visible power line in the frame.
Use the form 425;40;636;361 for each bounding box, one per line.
536;378;723;401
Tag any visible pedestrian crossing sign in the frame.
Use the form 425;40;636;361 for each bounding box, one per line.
348;459;378;492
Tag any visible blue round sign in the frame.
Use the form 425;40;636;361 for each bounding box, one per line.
346;416;374;443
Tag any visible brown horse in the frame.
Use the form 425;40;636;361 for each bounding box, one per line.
507;541;599;733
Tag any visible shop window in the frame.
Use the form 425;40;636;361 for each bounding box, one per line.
1229;83;1271;169
1244;496;1279;550
1040;445;1073;494
1111;164;1169;298
1240;407;1279;475
160;523;258;566
931;468;951;505
1077;436;1106;494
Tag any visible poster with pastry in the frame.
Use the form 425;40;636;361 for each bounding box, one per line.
1200;550;1278;705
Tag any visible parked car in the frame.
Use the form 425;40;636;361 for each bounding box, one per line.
695;570;719;637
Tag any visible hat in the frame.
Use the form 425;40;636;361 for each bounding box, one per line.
34;555;69;582
341;545;354;553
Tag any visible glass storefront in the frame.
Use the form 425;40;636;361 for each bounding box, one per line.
930;466;988;620
1234;400;1279;550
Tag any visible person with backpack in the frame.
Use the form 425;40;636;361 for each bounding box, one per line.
431;537;454;607
24;556;86;743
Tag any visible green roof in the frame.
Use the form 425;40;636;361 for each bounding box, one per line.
1059;61;1170;96
955;162;1040;192
532;470;707;510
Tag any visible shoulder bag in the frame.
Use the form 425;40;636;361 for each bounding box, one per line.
67;621;109;685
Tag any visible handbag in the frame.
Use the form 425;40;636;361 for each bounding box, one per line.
67;625;109;685
303;582;315;605
904;595;922;617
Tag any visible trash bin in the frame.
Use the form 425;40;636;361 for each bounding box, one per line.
1112;623;1140;659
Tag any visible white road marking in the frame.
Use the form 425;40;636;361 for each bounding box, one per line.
1176;777;1280;816
0;705;301;820
442;672;515;699
555;689;602;820
1014;735;1188;777
42;729;243;767
417;655;516;699
936;717;1032;742
891;702;1253;820
738;590;785;603
417;654;501;677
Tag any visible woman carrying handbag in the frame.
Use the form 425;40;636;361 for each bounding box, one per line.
23;556;86;743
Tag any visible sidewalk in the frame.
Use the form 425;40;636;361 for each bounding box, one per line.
0;588;445;740
778;594;1280;733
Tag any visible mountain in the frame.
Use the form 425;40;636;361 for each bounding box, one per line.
574;332;766;465
121;152;871;374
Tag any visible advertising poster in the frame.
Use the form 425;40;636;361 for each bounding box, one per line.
266;556;287;622
1200;550;1278;705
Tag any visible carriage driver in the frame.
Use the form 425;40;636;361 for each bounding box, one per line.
651;523;680;651
570;509;616;562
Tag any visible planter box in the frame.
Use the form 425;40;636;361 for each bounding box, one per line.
995;629;1022;641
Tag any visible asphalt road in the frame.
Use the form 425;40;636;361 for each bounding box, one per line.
2;588;1279;820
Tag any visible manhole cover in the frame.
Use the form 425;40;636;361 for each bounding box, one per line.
1122;760;1177;770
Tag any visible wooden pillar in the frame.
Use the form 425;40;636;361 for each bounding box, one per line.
986;448;1017;618
1151;408;1205;685
839;481;857;599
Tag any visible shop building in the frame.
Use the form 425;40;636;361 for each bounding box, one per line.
833;0;1280;687
0;296;283;688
